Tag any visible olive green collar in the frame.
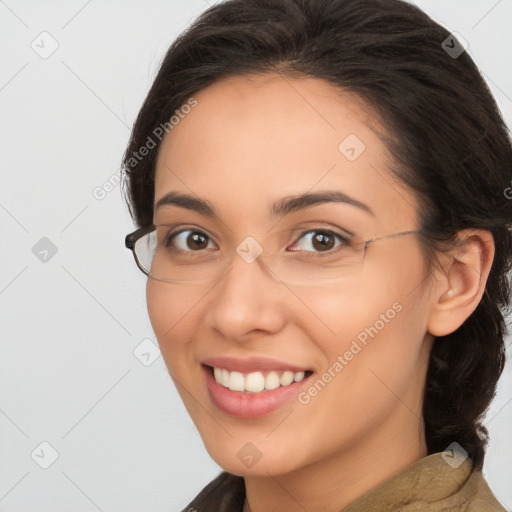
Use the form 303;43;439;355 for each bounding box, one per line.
342;452;503;511
185;452;506;511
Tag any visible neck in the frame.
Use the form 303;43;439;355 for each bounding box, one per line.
243;411;427;512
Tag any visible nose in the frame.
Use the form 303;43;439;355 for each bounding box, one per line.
205;247;288;342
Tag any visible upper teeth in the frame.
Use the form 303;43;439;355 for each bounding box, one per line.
213;367;306;393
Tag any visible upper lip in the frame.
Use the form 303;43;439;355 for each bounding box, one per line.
202;356;311;374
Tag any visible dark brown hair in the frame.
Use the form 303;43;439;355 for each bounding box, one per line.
121;0;512;469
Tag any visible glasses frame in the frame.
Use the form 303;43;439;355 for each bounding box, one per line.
125;225;157;276
125;224;421;279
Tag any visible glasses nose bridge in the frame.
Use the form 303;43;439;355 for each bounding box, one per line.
226;233;278;280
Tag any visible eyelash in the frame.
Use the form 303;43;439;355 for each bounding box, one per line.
162;227;352;256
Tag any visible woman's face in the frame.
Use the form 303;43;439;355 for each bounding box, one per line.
148;73;437;476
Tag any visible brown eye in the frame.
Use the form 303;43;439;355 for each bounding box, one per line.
165;229;214;251
187;232;209;250
291;229;349;253
312;232;336;251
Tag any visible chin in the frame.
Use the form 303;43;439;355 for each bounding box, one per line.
200;432;309;477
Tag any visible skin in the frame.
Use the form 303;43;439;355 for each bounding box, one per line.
147;72;494;512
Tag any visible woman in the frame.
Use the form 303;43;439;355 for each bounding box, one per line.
122;0;511;510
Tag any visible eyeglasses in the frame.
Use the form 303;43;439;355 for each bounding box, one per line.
125;224;420;285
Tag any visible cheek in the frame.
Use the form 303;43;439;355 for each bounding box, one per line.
288;276;405;350
146;280;199;367
146;279;171;342
297;256;430;390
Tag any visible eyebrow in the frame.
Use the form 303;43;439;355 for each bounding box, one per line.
154;190;375;218
272;190;375;217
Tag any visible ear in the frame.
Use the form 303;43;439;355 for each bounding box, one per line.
427;229;495;337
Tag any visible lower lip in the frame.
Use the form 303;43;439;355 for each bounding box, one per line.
203;365;312;419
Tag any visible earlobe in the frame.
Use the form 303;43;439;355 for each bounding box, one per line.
427;229;494;337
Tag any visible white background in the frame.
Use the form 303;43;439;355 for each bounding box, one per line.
1;0;511;510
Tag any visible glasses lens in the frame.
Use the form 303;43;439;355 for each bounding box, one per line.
134;230;157;274
261;234;366;284
136;230;231;283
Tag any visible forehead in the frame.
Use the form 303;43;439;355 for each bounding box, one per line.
154;72;417;229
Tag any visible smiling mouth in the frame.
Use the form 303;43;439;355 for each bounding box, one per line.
204;364;314;394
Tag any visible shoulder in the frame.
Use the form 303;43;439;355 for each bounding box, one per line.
180;471;245;512
463;469;508;511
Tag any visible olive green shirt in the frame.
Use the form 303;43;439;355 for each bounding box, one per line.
182;452;508;511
